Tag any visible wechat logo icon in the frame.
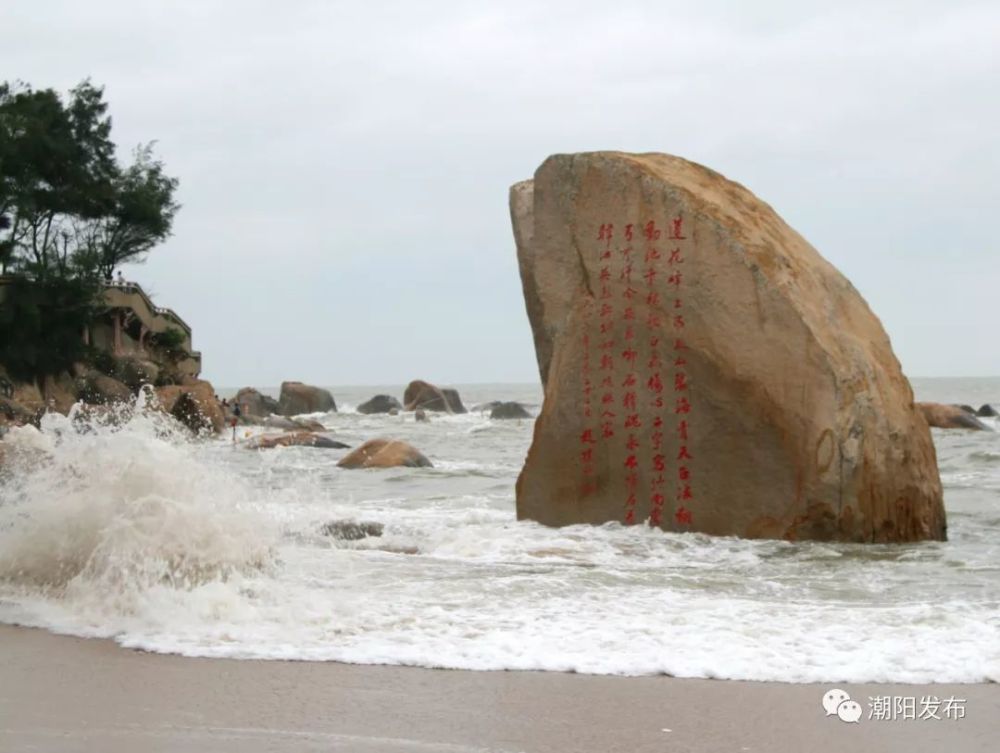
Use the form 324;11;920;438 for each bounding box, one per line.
823;689;862;724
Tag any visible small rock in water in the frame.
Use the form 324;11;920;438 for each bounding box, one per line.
357;394;403;414
472;401;501;413
337;438;432;468
320;520;384;540
414;409;429;423
262;415;326;432
490;401;531;420
247;431;350;449
977;404;998;418
957;405;977;415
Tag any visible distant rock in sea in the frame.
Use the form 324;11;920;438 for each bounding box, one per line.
247;431;349;449
511;151;945;543
490;401;531;420
235;387;279;417
978;404;998;418
357;394;403;414
278;381;336;416
261;414;326;432
403;380;466;413
918;403;992;431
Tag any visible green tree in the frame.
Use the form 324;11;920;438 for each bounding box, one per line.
0;79;181;380
0;274;101;380
74;143;180;280
0;79;178;280
0;80;118;278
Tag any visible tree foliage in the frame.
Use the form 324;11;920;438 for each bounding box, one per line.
0;274;101;380
0;79;179;280
0;79;180;379
152;327;187;351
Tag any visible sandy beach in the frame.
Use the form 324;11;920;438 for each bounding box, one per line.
0;624;995;753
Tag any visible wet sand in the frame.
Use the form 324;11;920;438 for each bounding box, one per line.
0;624;996;752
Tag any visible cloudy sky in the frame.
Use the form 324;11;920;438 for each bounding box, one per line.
4;1;997;386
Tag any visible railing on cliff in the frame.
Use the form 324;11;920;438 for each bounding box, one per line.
0;275;201;362
105;281;202;362
105;281;192;337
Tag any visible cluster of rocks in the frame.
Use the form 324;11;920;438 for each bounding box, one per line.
353;382;533;420
219;379;535;470
0;358;225;436
228;382;339;453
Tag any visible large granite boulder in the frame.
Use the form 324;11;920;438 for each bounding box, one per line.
76;371;133;406
235;387;280;417
1;369;76;423
278;381;336;415
40;371;79;414
510;151;945;543
156;380;225;434
114;356;160;392
357;394;403;414
0;397;38;429
337;438;432;469
917;403;991;431
171;392;216;434
403;380;466;413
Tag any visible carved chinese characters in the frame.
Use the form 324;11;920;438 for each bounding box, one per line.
577;216;696;527
511;152;945;542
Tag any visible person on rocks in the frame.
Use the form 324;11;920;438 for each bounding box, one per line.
231;400;242;441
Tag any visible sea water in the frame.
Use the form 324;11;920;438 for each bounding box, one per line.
0;380;997;683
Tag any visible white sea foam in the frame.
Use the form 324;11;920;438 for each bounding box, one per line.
1;387;998;683
0;405;274;620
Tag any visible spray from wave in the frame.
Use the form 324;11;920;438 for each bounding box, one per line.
1;385;998;683
0;402;274;618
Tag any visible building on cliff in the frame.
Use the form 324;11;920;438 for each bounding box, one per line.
0;276;201;379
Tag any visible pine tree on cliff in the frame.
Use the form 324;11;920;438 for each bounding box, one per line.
0;79;180;379
0;79;179;281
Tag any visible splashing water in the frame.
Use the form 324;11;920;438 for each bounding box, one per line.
0;382;998;683
0;402;274;621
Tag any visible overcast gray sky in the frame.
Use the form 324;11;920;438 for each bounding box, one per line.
4;1;997;386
